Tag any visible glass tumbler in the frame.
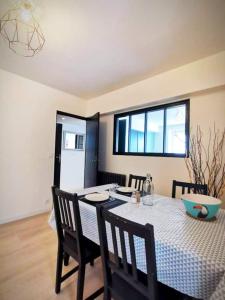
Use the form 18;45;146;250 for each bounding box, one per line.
142;194;154;206
130;192;137;204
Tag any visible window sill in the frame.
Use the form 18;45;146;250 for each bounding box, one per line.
112;151;187;158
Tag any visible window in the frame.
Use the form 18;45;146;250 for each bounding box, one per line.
146;110;164;153
130;113;145;152
75;134;85;150
165;105;186;154
63;132;85;150
116;116;129;153
63;131;76;150
113;100;190;157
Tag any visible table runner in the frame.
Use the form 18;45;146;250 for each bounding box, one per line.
48;185;225;300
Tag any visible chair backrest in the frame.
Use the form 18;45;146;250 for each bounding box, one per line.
172;180;208;198
51;186;83;257
97;204;158;300
128;174;147;191
97;171;126;186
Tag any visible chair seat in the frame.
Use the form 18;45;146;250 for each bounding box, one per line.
63;231;100;263
110;269;185;300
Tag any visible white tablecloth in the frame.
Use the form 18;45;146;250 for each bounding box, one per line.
48;185;225;300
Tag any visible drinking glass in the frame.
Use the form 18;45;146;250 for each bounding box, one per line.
109;184;116;200
142;194;154;206
112;183;119;191
130;192;137;204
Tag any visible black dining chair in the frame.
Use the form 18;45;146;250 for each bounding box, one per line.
51;186;102;300
172;180;208;198
97;203;184;300
128;174;148;191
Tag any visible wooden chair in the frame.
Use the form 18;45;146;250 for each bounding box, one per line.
172;180;208;198
97;203;183;300
51;186;102;300
128;174;147;191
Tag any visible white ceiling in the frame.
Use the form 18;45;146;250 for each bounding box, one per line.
0;0;225;99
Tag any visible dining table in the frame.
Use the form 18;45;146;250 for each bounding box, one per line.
48;184;225;300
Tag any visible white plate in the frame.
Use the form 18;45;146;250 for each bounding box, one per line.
85;193;109;202
117;187;137;193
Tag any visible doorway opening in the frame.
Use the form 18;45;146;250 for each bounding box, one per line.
54;111;99;191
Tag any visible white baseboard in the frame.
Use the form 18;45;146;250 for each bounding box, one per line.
0;208;51;225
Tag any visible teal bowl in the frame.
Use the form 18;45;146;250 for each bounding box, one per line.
181;194;221;220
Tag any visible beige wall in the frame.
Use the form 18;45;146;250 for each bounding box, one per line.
89;51;225;206
1;50;225;224
0;69;85;224
99;88;225;202
87;51;225;115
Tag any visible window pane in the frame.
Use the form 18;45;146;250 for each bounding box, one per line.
64;132;75;150
165;105;186;154
129;113;145;152
146;110;164;153
116;116;129;152
75;135;84;149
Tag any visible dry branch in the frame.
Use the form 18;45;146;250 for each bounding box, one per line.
185;125;225;199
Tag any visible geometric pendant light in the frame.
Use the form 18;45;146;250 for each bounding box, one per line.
0;0;45;57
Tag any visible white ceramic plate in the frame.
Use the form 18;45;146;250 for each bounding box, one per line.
85;193;109;202
117;187;137;193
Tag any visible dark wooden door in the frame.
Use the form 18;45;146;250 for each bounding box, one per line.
84;113;100;188
53;123;62;187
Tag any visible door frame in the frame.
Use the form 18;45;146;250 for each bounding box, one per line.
53;110;100;188
56;110;87;120
53;110;87;188
53;123;63;187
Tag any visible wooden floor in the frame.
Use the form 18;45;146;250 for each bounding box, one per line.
0;213;103;300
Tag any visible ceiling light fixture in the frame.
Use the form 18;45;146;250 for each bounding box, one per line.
0;0;45;57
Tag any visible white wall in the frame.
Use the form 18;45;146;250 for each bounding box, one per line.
85;51;225;206
99;88;225;204
1;50;225;224
87;51;225;115
60;122;86;191
0;69;85;224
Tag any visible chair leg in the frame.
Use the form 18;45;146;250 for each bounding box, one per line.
103;287;111;300
77;262;86;300
90;259;94;266
64;252;70;266
55;245;64;294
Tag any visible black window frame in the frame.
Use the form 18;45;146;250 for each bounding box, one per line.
113;99;190;158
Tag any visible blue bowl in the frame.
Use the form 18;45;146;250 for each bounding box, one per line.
181;194;221;220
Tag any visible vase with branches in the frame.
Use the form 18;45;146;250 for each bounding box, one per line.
185;125;225;199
